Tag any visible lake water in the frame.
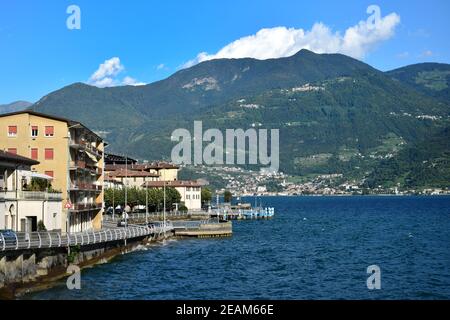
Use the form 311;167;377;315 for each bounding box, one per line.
26;196;450;300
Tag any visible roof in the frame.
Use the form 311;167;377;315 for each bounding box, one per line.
0;150;39;166
105;153;137;165
142;180;204;188
0;110;103;141
105;162;179;172
106;169;159;178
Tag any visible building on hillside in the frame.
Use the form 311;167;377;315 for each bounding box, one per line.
105;169;159;189
142;180;203;210
0;150;62;231
0;111;105;233
104;153;179;182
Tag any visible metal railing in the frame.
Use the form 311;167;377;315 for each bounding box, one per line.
0;223;171;252
103;210;211;222
1;191;62;201
171;219;215;229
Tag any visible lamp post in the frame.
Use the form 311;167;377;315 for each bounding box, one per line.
163;169;166;239
124;155;128;228
145;181;148;225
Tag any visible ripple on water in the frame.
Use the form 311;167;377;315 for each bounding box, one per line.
25;196;450;300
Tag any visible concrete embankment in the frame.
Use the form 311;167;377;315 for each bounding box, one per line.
0;231;170;299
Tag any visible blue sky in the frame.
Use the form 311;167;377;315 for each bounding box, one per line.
1;0;449;103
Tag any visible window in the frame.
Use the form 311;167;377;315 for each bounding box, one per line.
8;126;17;137
44;171;54;178
7;148;17;154
31;126;38;137
186;195;190;200
44;148;54;160
45;126;54;137
31;148;38;160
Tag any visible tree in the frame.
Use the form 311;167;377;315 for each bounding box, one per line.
201;187;212;205
224;190;232;203
104;187;181;212
37;220;47;231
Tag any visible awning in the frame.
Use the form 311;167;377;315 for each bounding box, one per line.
21;171;54;180
85;150;98;162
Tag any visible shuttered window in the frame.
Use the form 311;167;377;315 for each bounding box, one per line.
45;126;54;137
31;148;38;160
44;148;54;160
8;126;17;137
31;126;38;137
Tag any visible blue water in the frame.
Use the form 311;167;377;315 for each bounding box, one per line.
26;196;450;300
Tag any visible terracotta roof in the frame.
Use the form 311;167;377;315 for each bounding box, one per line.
106;169;159;178
142;180;204;188
105;162;179;172
0;150;39;166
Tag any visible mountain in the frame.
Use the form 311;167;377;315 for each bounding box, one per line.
364;126;450;189
0;101;33;114
29;50;450;189
387;63;450;103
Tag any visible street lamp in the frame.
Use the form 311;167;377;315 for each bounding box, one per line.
145;180;148;224
163;168;166;239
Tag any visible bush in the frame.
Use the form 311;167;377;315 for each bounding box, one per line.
37;220;47;231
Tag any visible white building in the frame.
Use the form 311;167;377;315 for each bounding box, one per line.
143;180;203;210
0;150;62;232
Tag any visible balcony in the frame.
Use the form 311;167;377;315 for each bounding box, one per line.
69;160;86;169
69;182;102;192
1;190;62;201
69;139;103;158
69;203;102;211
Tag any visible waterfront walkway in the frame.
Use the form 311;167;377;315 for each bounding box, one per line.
0;223;172;252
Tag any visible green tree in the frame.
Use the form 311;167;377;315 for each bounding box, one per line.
201;187;212;205
224;190;232;203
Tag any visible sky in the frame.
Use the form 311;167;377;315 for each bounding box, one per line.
1;0;449;103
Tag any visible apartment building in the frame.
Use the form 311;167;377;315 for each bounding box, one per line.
105;169;159;188
105;154;179;182
0;111;104;233
143;180;202;210
0;150;62;231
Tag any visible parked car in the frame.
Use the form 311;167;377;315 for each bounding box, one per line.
0;229;17;247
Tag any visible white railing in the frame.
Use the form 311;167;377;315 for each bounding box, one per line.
0;223;169;252
2;191;62;201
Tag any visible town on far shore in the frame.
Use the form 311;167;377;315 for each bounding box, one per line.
0;110;448;235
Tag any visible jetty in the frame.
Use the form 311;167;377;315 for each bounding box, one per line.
172;220;232;238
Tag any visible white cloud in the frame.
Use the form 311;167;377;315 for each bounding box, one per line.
122;76;146;86
89;57;124;83
156;63;165;70
88;57;146;87
183;10;400;68
396;51;409;59
420;50;433;57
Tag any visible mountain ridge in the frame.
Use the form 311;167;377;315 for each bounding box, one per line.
28;50;450;188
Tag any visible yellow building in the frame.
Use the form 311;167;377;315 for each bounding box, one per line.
105;161;179;182
0;111;104;233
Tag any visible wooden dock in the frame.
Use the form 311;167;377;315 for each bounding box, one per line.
173;220;232;238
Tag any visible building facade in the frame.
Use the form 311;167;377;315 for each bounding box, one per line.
0;150;62;231
143;180;202;210
0;111;104;233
